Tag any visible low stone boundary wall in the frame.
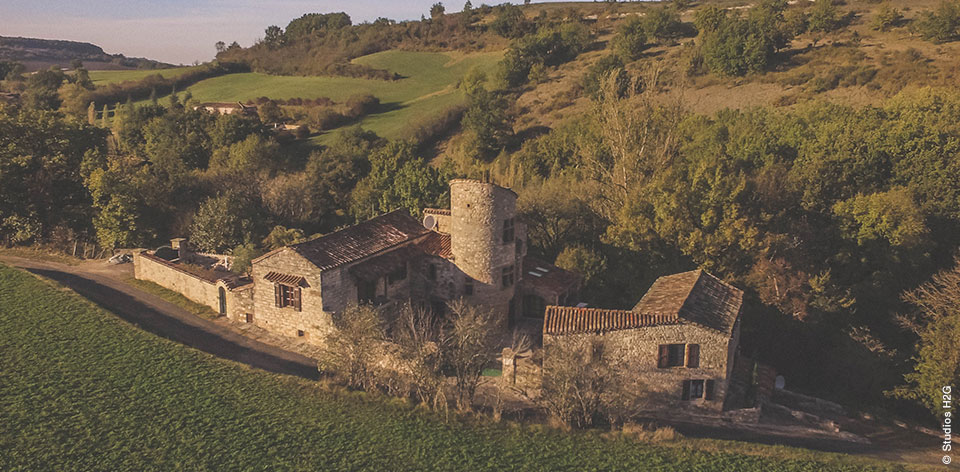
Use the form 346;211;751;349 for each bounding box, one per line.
134;251;220;312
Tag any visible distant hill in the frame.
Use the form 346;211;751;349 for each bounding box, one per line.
0;36;173;71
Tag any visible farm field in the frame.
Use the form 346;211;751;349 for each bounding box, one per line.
178;50;502;142
0;263;918;472
88;66;199;85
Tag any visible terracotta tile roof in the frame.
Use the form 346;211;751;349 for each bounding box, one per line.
522;256;581;295
544;306;680;335
290;210;430;270
423;208;451;216
417;231;453;259
633;269;743;334
264;271;306;286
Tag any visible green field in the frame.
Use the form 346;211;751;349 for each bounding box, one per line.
88;66;200;85
0;263;917;471
178;50;502;142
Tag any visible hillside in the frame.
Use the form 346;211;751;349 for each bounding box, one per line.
0;263;916;471
0;35;171;71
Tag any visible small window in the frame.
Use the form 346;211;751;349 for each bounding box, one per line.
388;264;407;284
245;313;254;323
501;265;514;288
681;379;705;401
658;344;686;368
297;330;305;337
502;218;515;244
687;344;700;368
464;278;474;296
427;264;437;281
705;379;716;401
274;283;301;311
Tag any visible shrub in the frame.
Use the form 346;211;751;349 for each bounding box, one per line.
871;4;903;32
612;15;648;61
582;55;630;100
344;93;380;118
643;6;684;42
913;0;960;43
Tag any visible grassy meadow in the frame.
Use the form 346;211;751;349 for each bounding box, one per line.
88;66;200;85
178;50;502;142
0;263;921;471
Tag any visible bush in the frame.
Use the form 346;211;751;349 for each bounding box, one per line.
643;6;684;42
913;0;960;43
307;107;347;131
871;4;903;32
582;55;630;100
490;3;531;38
344;93;380;118
498;23;591;87
612;16;648;61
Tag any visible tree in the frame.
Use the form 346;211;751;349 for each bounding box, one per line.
263;25;286;49
261;225;305;250
891;258;960;416
541;338;645;428
643;6;684;42
317;304;387;390
22;68;66;110
350;141;448;220
189;191;261;253
393;303;445;407
612;15;648;61
461;82;510;160
215;41;226;54
430;2;445;19
257;100;282;124
582;55;631;100
443;300;499;410
490;3;530;38
808;0;842;33
833;188;927;248
100;104;109;127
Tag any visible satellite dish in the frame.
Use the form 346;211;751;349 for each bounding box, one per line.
423;214;437;230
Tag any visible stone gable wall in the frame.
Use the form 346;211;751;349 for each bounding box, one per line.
543;322;738;412
251;249;331;342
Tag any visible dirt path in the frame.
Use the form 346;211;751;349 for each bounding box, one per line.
1;256;319;380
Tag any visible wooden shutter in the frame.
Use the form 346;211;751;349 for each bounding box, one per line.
687;344;700;368
658;345;670;368
274;283;282;307
705;379;716;401
681;380;691;401
294;287;302;312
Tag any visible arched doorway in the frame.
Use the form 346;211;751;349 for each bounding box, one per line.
218;287;226;316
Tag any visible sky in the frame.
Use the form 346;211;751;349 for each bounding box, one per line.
0;0;506;65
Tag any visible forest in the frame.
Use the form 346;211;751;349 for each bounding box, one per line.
2;0;960;423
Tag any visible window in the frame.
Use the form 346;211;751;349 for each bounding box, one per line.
464;278;474;296
687;344;700;368
705;379;716;401
681;379;705;401
658;344;686;368
501;265;515;288
388;264;407;284
245;313;254;323
502;218;514;243
274;283;301;311
427;263;437;281
297;330;305;337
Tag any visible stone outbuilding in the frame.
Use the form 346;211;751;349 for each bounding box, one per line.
542;269;743;412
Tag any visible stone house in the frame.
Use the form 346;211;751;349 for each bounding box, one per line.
194;101;257;115
542;269;743;411
136;179;581;346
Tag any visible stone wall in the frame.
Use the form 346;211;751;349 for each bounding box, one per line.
134;251;251;319
134;251;219;312
543;322;738;412
251;248;332;342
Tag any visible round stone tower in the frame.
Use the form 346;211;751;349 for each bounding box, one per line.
449;179;521;322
